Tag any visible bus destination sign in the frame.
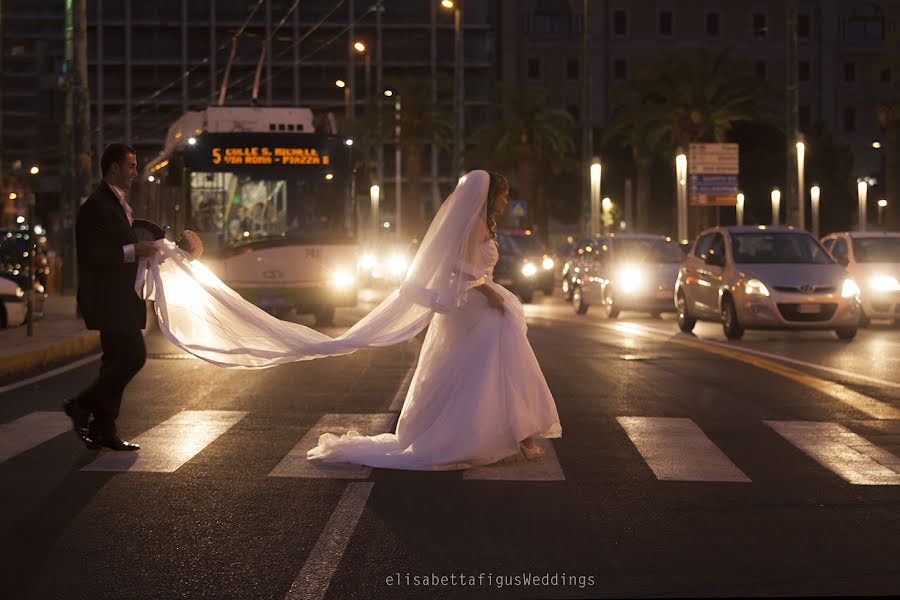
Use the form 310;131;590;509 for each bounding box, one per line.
211;146;330;166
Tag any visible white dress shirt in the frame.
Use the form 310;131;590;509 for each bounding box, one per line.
108;182;136;263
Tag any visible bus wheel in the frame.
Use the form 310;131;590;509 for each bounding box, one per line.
314;306;336;326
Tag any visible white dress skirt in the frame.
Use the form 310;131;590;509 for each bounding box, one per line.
307;239;562;470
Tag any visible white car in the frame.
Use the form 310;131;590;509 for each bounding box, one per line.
821;231;900;325
676;226;861;340
0;275;27;328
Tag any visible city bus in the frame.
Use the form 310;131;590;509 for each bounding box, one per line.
138;107;357;325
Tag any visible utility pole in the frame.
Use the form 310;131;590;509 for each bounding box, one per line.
785;0;799;227
581;0;593;234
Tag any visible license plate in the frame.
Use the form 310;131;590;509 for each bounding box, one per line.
496;278;513;285
798;303;820;314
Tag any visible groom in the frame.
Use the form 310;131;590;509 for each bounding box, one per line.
63;143;199;451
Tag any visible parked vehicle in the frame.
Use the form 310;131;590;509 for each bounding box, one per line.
0;227;48;317
571;233;682;317
0;274;27;328
821;231;900;326
675;226;861;340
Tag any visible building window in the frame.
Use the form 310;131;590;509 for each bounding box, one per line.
528;58;541;79
881;68;892;83
613;10;628;36
845;3;884;44
614;59;627;80
799;105;811;130
753;13;767;38
844;107;856;132
532;0;574;34
755;60;767;80
706;13;720;37
844;62;856;83
567;59;579;80
797;13;811;38
659;11;673;36
798;61;810;82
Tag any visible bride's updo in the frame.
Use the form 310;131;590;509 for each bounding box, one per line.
486;172;509;239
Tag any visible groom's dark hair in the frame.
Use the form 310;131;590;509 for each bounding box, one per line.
101;143;136;177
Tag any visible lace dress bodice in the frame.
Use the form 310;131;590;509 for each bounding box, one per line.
478;239;499;280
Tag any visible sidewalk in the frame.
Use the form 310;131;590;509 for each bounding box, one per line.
0;295;100;380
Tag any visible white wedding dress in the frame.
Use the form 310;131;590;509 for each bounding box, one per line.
140;170;561;470
306;238;562;470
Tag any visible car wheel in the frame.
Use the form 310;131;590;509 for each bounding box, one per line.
721;296;744;340
573;286;588;315
519;289;534;303
603;287;620;319
835;327;857;341
314;306;336;326
562;278;573;302
676;291;695;333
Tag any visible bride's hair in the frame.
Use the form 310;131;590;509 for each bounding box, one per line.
486;172;509;239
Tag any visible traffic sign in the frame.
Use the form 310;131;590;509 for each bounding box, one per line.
688;143;739;206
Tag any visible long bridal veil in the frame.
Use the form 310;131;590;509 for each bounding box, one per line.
139;170;493;368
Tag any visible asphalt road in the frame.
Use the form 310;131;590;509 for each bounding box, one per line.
2;289;899;599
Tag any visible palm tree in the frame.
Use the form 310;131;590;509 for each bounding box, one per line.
877;34;900;229
468;84;575;240
604;47;778;232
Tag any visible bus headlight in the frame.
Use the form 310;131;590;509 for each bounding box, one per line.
521;262;538;277
841;278;861;298
617;265;644;293
542;256;555;270
388;253;409;277
331;269;355;290
359;253;376;272
870;275;900;292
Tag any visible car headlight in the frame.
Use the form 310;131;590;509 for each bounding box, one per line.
331;269;355;289
388;253;409;276
542;256;554;270
841;278;861;298
521;262;538;277
358;253;376;271
870;275;900;292
15;287;24;298
744;278;770;297
616;265;644;293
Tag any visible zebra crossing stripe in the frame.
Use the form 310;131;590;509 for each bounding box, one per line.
766;420;900;485
463;438;565;481
82;410;247;473
618;417;751;482
269;413;396;479
0;412;71;463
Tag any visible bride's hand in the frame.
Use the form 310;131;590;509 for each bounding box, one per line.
486;288;505;314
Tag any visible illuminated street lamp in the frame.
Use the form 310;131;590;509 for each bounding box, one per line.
771;188;781;226
29;166;40;175
796;138;805;229
857;179;868;232
878;198;887;226
335;79;350;116
810;184;821;238
370;184;380;240
601;197;612;236
9;192;17;200
590;158;601;235
675;150;688;242
736;192;745;226
442;0;464;176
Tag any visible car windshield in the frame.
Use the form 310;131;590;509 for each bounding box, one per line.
505;235;546;255
852;237;900;263
731;232;833;264
615;238;683;263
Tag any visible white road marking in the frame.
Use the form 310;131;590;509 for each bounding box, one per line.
463;437;565;481
618;417;751;482
0;353;101;396
269;413;396;479
0;411;72;463
388;365;416;412
284;482;374;600
82;410;247;472
766;420;900;485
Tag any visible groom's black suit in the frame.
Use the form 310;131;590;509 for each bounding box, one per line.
74;181;147;439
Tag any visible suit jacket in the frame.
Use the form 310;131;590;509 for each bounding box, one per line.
76;181;146;331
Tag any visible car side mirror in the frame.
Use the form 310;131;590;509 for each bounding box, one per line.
705;252;725;267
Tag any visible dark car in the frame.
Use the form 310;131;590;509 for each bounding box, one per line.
492;232;552;303
1;227;48;316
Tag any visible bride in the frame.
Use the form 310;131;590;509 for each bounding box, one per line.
141;170;561;470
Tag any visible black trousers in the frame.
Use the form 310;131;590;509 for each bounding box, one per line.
76;329;146;437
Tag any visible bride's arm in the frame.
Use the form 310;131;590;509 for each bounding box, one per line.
473;283;505;313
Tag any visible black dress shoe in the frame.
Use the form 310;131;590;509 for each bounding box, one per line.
93;436;140;451
62;399;90;436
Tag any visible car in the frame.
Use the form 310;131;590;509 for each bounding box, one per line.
675;226;862;341
571;233;682;318
498;230;555;295
559;237;594;301
0;227;48;317
820;231;900;326
0;275;27;328
492;231;550;303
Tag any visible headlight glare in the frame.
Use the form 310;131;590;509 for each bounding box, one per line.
617;265;644;293
542;256;554;270
521;262;538;277
870;275;900;292
744;278;770;296
841;278;861;298
331;269;355;289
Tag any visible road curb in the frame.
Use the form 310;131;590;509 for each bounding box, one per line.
0;331;101;379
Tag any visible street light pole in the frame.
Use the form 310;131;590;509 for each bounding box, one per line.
810;184;821;238
857;179;868;231
601;197;612;236
736;192;745;226
590;159;601;236
675;150;688;242
771;188;781;226
370;184;380;242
